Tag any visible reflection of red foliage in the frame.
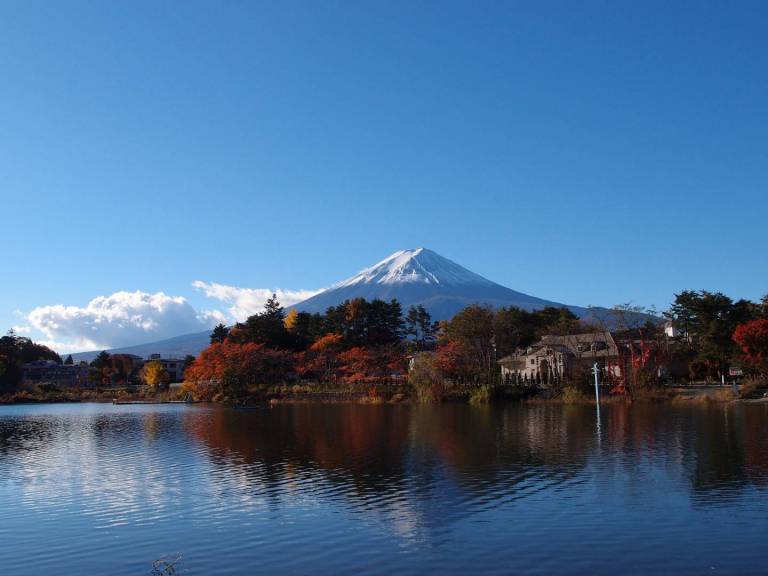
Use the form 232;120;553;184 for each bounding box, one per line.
734;319;768;370
185;340;293;385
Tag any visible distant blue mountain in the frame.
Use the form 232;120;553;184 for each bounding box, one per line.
70;330;212;363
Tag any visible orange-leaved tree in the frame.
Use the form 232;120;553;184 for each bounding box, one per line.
185;340;294;398
337;346;404;384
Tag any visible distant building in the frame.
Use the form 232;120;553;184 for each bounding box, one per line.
22;361;91;388
498;332;622;387
119;354;145;366
146;355;187;383
664;321;680;338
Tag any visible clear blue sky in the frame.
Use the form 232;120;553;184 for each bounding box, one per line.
2;1;767;351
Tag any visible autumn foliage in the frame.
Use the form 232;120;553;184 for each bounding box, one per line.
296;333;345;382
185;340;294;397
141;360;168;391
435;340;476;382
185;295;417;399
733;319;768;374
337;345;405;383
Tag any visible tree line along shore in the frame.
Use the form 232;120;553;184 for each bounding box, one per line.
2;290;768;405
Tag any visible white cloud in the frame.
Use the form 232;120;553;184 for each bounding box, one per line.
11;325;31;334
26;290;224;353
192;281;322;322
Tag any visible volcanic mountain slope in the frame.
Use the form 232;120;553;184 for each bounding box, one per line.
71;248;618;360
293;248;591;320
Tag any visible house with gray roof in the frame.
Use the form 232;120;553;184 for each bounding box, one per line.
497;332;622;387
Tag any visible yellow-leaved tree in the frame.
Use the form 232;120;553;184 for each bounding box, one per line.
142;360;168;392
284;308;299;331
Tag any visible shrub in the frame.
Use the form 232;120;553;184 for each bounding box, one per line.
739;377;767;399
409;353;444;403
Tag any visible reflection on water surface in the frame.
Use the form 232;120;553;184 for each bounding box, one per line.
0;402;766;575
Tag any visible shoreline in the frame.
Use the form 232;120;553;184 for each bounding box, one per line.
1;384;765;407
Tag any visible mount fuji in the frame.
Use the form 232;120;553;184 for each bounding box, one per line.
70;248;609;360
293;248;586;320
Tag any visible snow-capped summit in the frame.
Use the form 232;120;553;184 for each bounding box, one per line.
295;248;575;320
332;248;497;288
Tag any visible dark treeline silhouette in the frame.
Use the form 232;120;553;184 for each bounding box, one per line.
0;331;60;391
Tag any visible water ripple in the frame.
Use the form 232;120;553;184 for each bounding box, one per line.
0;402;767;575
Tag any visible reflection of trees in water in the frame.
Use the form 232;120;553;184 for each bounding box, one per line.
185;405;597;480
184;405;414;496
589;402;768;503
183;404;600;541
688;404;768;498
407;404;594;484
184;403;768;517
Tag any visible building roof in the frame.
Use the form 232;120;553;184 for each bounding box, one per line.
540;332;619;358
498;331;619;364
23;360;62;368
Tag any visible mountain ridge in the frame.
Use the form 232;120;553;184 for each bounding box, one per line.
293;247;581;319
70;248;621;361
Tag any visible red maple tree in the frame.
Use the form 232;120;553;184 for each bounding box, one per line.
733;319;768;374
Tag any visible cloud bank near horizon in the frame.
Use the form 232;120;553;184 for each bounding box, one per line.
25;290;226;353
192;281;322;322
18;282;323;353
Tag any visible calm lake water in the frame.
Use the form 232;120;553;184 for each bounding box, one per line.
0;402;767;575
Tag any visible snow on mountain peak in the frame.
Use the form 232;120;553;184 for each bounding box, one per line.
332;248;497;288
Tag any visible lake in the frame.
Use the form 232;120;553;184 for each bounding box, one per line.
0;401;766;575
